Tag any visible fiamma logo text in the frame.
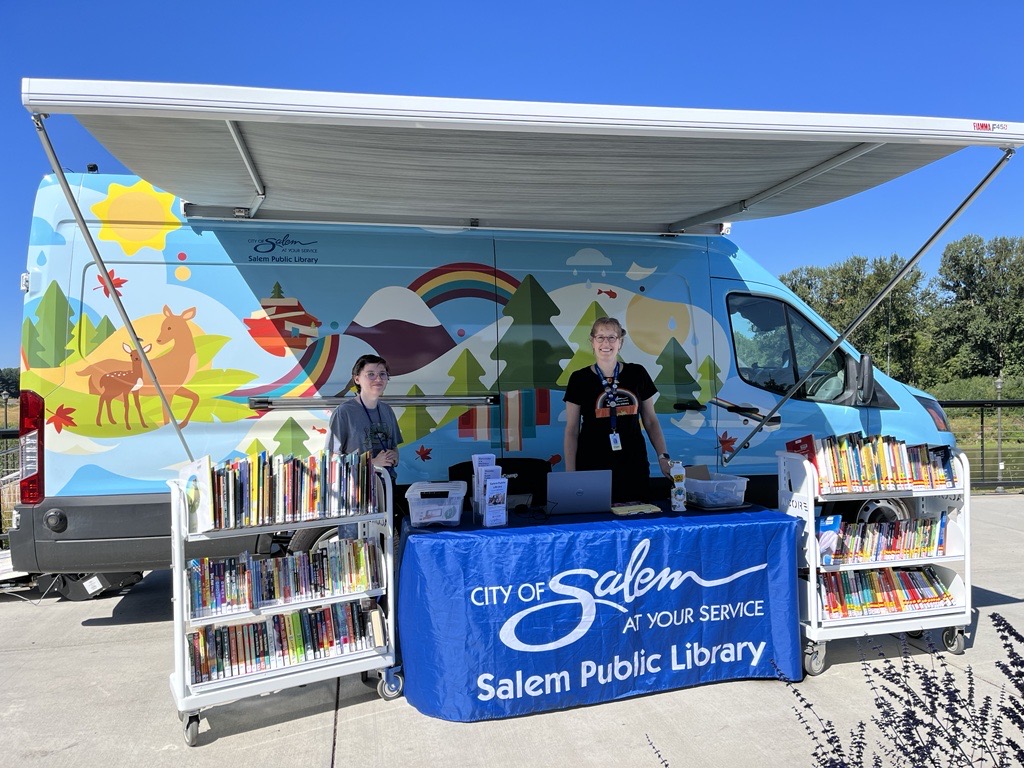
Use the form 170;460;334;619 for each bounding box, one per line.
973;122;1009;132
497;538;766;652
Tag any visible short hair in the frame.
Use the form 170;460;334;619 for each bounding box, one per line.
351;354;389;393
590;317;626;339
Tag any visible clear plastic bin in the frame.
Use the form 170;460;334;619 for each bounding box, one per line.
406;481;467;527
684;473;748;508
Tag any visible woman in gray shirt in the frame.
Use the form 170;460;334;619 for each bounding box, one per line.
326;354;403;479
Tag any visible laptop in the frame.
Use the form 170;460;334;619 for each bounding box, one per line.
546;470;613;515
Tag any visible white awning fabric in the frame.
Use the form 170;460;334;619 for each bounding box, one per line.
22;78;1024;233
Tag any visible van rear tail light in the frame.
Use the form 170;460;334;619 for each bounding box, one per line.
19;390;44;505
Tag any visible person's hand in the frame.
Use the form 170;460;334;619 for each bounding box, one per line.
657;454;672;477
372;449;398;467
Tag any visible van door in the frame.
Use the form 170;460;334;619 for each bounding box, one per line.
711;284;870;476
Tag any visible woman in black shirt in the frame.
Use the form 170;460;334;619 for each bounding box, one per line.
563;317;671;502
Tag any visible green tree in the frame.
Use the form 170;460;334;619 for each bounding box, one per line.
31;281;76;368
443;348;490;425
556;300;611;387
273;418;311;458
270;282;284;299
781;254;929;385
398;384;438;443
93;316;117;348
492;274;572;390
696;355;722;404
22;317;45;369
67;314;100;360
245;439;269;456
653;338;700;413
0;368;20;397
930;235;1024;381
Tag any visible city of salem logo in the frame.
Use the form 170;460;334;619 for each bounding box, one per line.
251;234;319;253
498;538;767;653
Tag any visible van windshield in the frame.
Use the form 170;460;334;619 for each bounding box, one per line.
728;294;846;403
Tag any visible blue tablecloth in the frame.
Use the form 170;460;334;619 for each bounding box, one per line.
398;507;802;721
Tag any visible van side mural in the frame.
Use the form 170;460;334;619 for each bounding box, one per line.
28;174;831;498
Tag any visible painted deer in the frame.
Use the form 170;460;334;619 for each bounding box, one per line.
137;305;201;427
95;342;152;429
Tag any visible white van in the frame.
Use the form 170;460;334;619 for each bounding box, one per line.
12;79;1022;598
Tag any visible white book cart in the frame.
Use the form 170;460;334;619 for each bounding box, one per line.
778;449;971;676
168;465;401;746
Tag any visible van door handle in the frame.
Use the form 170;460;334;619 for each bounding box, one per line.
724;404;782;426
672;402;707;412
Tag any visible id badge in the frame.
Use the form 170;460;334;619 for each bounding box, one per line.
609;432;622;451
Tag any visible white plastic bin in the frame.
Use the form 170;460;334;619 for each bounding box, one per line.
406;481;467;527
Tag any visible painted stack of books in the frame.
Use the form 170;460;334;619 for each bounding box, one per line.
817;566;954;619
187;537;384;620
815;513;948;566
181;449;377;533
786;433;957;495
186;600;386;685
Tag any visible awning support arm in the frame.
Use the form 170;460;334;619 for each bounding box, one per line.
226;120;266;217
669;142;885;232
724;146;1016;465
30;112;194;462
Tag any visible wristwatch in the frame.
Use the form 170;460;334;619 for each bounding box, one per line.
659;453;670;460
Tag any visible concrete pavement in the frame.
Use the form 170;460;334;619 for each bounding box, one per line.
1;495;1021;767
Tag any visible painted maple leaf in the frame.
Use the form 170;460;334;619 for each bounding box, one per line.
93;269;128;298
415;445;433;461
718;431;738;454
47;404;77;433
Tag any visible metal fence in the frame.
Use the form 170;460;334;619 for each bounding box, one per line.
0;428;17;548
939;399;1024;492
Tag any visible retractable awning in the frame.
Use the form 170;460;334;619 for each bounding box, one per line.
22;78;1024;233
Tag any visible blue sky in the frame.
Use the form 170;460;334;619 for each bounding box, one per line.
3;1;1023;368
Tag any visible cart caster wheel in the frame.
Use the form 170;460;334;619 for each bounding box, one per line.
360;670;370;683
184;714;200;747
378;673;404;701
942;628;965;655
804;645;826;676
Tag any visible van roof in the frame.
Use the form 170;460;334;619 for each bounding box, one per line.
22;78;1024;234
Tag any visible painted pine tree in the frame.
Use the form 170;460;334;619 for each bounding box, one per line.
398;384;438;442
273;417;311;459
556;300;612;387
443;348;490;425
492;274;571;390
653;338;700;413
697;355;723;404
245;438;269;457
66;315;100;361
31;281;76;368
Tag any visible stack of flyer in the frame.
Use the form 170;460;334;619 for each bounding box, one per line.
471;453;507;528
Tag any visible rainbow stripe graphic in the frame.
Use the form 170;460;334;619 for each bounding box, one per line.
408;262;520;307
227;334;341;402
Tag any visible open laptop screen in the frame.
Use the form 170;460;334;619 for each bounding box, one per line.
546;470;613;515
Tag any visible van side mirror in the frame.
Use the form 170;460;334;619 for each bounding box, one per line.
857;354;875;404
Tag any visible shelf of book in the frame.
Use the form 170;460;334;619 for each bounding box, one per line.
169;451;402;746
779;446;972;677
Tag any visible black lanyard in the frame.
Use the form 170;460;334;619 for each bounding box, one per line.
593;362;621;434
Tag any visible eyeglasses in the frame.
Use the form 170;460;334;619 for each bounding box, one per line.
591;335;621;343
362;371;389;381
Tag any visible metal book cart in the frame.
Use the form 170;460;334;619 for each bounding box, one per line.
778;449;971;676
169;465;401;746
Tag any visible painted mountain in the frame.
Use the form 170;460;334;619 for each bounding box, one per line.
345;286;456;375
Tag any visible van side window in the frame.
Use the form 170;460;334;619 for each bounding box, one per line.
728;294;846;402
